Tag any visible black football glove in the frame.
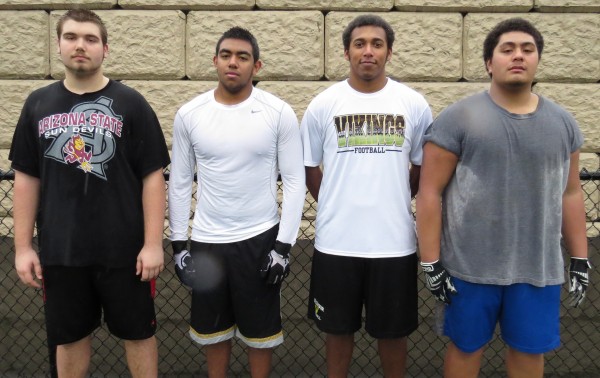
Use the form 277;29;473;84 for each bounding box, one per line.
260;241;291;285
568;257;592;308
172;240;195;287
420;260;457;304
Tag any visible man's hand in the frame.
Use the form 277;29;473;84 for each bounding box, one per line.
260;241;291;285
171;240;195;287
569;257;591;308
136;244;165;281
420;260;457;304
15;247;42;288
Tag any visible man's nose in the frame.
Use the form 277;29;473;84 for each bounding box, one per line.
228;56;239;67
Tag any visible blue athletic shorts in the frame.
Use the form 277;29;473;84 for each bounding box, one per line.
443;277;561;354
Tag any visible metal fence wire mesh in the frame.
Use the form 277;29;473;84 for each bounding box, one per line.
1;167;599;377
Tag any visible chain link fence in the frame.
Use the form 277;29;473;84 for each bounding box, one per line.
1;168;599;377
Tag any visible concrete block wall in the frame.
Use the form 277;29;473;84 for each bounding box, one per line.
0;1;599;229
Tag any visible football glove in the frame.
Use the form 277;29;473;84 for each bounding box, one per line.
420;259;457;304
568;257;592;308
260;241;291;285
172;240;195;287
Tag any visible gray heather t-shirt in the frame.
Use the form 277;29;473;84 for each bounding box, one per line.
425;91;583;286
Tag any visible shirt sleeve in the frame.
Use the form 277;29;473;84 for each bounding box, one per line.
423;103;464;158
129;92;170;178
409;99;434;166
168;111;196;242
275;103;306;246
300;103;323;168
9;96;40;177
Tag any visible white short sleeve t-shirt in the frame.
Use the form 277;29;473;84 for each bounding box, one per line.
301;79;432;258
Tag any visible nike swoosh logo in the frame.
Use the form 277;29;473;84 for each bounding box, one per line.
251;109;262;113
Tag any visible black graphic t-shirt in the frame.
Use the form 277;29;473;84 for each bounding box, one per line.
9;80;170;267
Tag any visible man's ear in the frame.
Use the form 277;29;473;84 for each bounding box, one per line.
485;59;492;74
253;59;263;75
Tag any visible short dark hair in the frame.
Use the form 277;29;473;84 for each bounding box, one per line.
342;14;395;51
57;9;108;45
215;27;260;62
483;18;544;70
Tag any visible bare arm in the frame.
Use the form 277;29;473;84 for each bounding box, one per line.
562;151;588;259
13;170;42;288
409;165;421;198
136;168;167;281
415;143;458;263
305;166;323;203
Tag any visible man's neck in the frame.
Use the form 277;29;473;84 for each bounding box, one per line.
214;85;253;105
347;76;387;94
63;71;109;95
488;83;538;115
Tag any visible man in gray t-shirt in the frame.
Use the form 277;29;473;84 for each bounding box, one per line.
416;18;590;378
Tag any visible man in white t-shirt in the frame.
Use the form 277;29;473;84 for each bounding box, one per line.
168;27;305;377
301;14;433;377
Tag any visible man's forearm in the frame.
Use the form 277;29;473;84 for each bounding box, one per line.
416;191;443;263
142;169;167;248
305;166;322;202
13;171;40;252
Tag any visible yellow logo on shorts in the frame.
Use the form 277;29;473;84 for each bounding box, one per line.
314;298;324;320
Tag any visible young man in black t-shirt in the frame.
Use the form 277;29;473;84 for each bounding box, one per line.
9;9;170;377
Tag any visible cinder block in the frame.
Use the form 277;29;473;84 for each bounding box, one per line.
534;0;600;12
122;80;217;147
0;11;48;79
394;0;532;12
118;0;253;10
50;10;186;80
580;153;599;172
325;12;462;81
256;0;393;11
534;83;600;152
0;149;10;171
186;11;324;80
408;82;490;117
0;80;56;149
256;81;336;121
464;13;600;82
0;0;115;9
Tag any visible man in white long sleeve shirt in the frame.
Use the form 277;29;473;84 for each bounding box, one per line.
168;27;305;378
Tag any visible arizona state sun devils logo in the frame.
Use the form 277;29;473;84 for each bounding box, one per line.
42;97;122;180
334;113;405;153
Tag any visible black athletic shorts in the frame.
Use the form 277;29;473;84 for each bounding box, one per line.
43;265;157;346
189;224;284;348
307;250;418;339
